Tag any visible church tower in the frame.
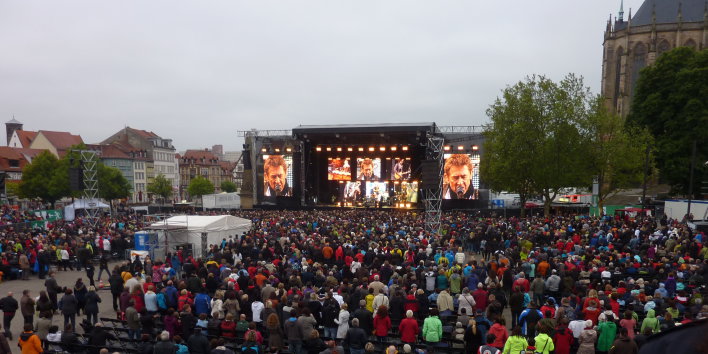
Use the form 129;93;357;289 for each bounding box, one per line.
5;117;23;146
601;0;707;117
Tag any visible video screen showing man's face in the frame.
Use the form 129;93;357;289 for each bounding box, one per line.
263;155;291;196
443;154;475;199
357;158;381;181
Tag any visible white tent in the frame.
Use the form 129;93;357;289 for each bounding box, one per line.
148;215;251;259
64;198;110;221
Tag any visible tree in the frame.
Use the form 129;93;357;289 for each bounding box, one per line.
483;74;596;216
628;47;708;197
188;176;214;202
18;151;62;205
148;174;172;204
589;107;653;213
220;180;237;193
98;164;132;201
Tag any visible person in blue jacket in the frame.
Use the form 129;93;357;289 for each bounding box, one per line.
194;290;211;316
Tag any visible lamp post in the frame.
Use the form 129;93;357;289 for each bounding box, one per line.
687;140;696;220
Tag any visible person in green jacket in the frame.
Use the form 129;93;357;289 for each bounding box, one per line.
640;309;660;334
502;326;528;354
596;319;617;352
533;328;555;354
422;309;443;344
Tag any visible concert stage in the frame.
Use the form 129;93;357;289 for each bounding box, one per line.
240;123;487;210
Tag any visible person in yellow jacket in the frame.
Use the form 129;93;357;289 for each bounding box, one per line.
533;329;555;354
502;326;528;354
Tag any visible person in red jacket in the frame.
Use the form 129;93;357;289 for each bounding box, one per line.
553;319;574;354
220;313;237;338
473;284;489;311
403;291;419;314
398;310;419;344
488;317;508;350
373;306;391;341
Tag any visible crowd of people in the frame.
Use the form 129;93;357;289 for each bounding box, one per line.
0;209;706;354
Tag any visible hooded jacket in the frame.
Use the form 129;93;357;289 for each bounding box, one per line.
597;320;617;351
609;336;638;354
18;331;42;354
640;309;660;334
422;315;443;342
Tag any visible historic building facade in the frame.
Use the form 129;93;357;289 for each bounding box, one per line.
602;0;707;117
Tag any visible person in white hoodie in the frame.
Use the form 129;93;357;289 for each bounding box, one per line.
211;293;224;319
334;303;350;339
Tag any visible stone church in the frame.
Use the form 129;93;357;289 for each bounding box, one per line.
601;0;707;117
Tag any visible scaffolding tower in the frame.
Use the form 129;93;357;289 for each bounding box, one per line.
423;133;445;235
80;150;100;229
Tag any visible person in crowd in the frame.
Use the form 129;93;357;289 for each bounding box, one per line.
577;320;597;354
17;323;42;354
422;308;443;347
609;327;638;354
502;326;528;354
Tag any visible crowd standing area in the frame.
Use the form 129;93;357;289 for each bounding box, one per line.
0;208;706;354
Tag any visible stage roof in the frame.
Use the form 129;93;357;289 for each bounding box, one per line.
293;122;437;136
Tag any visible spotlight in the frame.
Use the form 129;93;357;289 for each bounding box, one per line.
316;147;322;152
336;147;342;152
274;148;281;153
286;147;292;152
261;148;267;153
368;147;375;152
347;147;353;152
390;146;397;151
326;147;332;152
379;147;386;152
472;145;479;151
444;146;451;151
358;147;364;152
457;145;464;151
402;146;409;151
406;203;411;208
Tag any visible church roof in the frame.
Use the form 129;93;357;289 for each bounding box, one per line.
632;0;706;26
6;118;22;125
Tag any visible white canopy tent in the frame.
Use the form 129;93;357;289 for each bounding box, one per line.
148;215;251;259
64;198;110;221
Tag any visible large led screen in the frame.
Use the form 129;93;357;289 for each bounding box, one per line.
262;155;293;197
341;181;363;202
356;158;381;181
394;181;419;203
390;158;412;180
442;153;480;200
365;181;388;201
328;158;351;181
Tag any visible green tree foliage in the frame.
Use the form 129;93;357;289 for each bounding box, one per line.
18;150;62;205
188;176;214;200
482;74;596;216
628;47;708;196
589;108;653;211
148;174;173;203
220;180;237;193
98;164;132;200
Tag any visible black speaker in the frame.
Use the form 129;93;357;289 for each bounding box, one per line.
69;167;84;191
420;160;440;189
242;150;252;170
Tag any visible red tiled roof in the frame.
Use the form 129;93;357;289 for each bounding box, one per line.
38;130;83;150
128;127;159;139
99;145;131;159
182;149;219;162
15;130;37;148
0;147;44;173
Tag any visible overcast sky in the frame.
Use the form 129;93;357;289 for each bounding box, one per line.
0;0;642;151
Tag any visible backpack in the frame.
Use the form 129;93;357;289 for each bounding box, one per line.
242;345;260;354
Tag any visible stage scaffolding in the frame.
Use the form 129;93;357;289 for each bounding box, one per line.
423;133;444;235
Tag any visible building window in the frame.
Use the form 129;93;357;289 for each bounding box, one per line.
201;168;209;176
8;159;19;168
613;47;624;111
657;40;671;56
684;39;697;50
631;42;647;98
